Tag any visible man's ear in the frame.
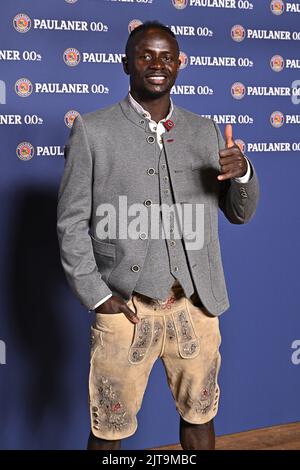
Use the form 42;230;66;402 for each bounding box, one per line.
122;56;129;75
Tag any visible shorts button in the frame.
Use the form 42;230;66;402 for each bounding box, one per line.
144;199;152;207
139;232;147;240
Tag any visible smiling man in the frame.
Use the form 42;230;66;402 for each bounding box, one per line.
57;21;259;450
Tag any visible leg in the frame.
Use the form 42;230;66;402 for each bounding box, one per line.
88;299;158;447
87;431;121;450
180;417;215;450
161;298;222;451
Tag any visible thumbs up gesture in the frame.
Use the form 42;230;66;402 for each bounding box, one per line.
217;124;247;181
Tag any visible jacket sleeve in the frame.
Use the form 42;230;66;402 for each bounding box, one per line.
57;114;112;310
212;120;260;224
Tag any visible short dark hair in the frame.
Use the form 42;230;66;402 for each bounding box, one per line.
125;21;178;57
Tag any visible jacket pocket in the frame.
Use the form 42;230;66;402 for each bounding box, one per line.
90;235;116;282
90;326;105;363
90;235;116;258
128;316;153;365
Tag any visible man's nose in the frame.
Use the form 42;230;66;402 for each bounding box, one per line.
149;57;164;69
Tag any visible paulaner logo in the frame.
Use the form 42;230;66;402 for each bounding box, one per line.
270;111;285;128
64;110;80;128
172;0;189;8
13;13;31;33
16;142;35;161
15;78;33;97
270;55;285;72
270;0;285;15
128;19;143;33
235;139;246;153
231;24;246;42
63;48;81;66
179;51;188;69
231;82;246;99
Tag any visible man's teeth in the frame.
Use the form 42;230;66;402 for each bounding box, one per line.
147;76;166;82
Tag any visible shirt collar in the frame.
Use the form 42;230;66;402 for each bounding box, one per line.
128;92;173;124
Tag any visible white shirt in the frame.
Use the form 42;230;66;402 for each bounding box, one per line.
92;93;251;310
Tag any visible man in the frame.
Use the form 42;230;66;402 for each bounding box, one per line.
57;21;259;450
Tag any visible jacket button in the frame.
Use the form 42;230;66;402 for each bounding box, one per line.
163;176;169;182
174;266;179;272
144;199;152;207
147;135;155;144
147;168;155;175
131;264;140;272
140;119;145;125
162;164;166;170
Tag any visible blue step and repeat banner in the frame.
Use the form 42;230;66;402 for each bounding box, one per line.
0;0;300;450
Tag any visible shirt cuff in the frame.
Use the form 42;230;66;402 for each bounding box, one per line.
233;156;251;183
92;294;112;311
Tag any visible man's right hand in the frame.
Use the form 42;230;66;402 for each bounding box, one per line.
95;295;139;324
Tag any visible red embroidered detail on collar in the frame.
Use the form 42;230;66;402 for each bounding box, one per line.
161;296;176;309
163;119;174;131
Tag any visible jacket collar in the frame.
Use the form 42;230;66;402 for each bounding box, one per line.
119;94;178;134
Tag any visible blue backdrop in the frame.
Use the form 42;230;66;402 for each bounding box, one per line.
0;0;299;450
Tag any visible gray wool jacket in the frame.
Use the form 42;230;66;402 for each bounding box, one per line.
57;96;259;316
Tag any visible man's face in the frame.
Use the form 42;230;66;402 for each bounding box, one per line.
123;28;181;99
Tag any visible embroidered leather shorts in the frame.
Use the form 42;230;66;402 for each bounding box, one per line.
89;283;221;440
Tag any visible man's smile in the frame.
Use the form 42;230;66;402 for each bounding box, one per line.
145;75;168;85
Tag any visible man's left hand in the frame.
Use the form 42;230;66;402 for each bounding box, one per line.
217;124;248;181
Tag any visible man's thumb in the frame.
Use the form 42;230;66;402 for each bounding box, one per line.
224;124;234;148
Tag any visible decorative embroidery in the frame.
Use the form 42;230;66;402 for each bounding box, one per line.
173;310;200;359
166;317;176;341
161;296;177;310
92;376;129;431
176;310;193;342
195;360;218;415
182;340;198;356
128;317;152;363
152;321;163;345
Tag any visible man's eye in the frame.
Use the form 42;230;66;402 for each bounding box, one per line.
142;55;152;61
163;56;173;62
